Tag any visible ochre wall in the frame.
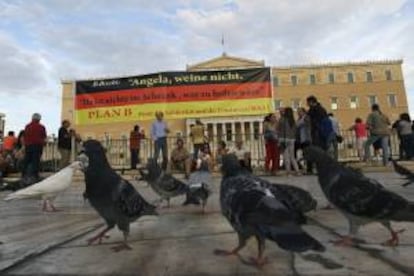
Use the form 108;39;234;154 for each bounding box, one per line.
61;57;408;139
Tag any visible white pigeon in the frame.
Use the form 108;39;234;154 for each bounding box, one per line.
4;161;82;212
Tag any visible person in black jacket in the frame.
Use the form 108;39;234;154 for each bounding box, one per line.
306;96;335;175
58;120;72;169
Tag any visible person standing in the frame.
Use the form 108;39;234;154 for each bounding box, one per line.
151;111;170;170
348;118;368;161
190;119;206;160
58;120;72;169
277;107;300;176
393;113;413;160
328;113;340;161
364;104;391;166
296;108;312;174
263;113;279;174
306;95;333;150
129;125;145;169
22;113;47;179
215;140;229;169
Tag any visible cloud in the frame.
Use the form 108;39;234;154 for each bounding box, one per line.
0;0;413;133
0;32;53;95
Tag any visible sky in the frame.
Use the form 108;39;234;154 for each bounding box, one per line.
1;0;413;135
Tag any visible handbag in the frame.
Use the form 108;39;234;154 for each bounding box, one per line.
264;130;277;141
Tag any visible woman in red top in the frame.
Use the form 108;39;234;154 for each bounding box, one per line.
349;118;368;161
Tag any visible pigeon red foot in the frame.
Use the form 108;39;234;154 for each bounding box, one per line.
382;228;406;247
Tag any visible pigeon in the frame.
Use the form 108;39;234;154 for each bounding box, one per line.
266;183;317;214
304;146;414;246
4;162;82;211
391;159;414;187
182;159;212;213
217;157;317;214
214;154;324;267
78;140;158;252
139;158;189;207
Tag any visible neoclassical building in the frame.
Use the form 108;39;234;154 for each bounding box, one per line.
61;54;409;143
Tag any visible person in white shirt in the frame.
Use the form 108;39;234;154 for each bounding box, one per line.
150;111;170;170
229;140;252;172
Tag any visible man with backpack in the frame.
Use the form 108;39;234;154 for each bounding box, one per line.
306;96;335;152
364;104;391;166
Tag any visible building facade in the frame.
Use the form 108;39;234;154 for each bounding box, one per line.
61;54;408;142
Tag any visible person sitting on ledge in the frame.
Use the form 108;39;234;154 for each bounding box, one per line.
167;138;192;178
229;139;252;172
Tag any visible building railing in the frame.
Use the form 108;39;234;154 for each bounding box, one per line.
39;130;402;172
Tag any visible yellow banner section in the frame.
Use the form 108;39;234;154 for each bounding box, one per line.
75;98;273;125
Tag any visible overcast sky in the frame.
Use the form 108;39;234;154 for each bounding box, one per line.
1;0;413;135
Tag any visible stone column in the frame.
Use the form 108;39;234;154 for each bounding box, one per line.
240;121;246;142
231;122;236;141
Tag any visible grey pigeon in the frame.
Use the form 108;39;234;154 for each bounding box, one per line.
139;158;189;207
220;158;317;214
182;160;212;213
215;154;324;268
391;159;414;187
304;146;414;246
78;140;158;252
266;183;317;214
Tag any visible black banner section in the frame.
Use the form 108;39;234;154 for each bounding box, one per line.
76;67;270;94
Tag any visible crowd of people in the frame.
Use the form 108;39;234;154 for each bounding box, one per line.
2;95;414;181
144;95;414;177
0;114;80;182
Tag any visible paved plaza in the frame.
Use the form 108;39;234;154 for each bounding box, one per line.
1;169;414;275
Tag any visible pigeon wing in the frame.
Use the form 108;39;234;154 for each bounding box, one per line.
221;176;324;252
328;172;407;219
267;183;317;213
116;180;146;219
158;173;188;194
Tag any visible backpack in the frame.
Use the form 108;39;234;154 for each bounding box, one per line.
319;117;334;139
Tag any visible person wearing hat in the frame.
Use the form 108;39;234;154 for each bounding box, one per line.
22;113;47;180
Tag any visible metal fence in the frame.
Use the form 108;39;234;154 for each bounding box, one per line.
40;130;402;172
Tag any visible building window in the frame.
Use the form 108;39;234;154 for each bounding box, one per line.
291;75;298;86
292;99;301;110
368;95;378;106
309;74;316;85
328;73;335;84
274;99;283;110
385;70;392;81
366;72;373;82
350;96;358;109
347;72;354;83
388;94;397;107
273;76;279;86
331;97;338;110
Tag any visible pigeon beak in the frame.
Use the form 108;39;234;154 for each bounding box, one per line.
76;153;89;170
